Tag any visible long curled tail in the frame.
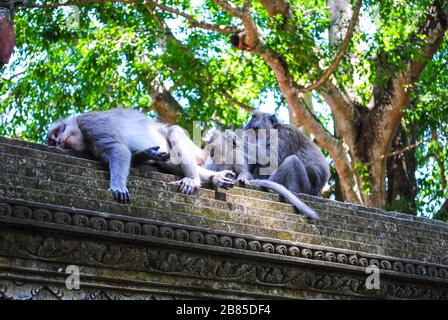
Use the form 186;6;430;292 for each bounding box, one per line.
249;179;319;220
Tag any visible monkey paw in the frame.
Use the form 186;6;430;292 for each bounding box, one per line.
237;178;250;186
212;170;236;190
145;146;170;162
171;177;200;195
108;186;131;204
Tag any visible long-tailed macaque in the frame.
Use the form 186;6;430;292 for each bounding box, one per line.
244;111;330;197
204;130;320;219
47;108;235;203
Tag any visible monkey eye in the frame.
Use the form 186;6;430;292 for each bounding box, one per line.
210;149;215;158
54;124;66;138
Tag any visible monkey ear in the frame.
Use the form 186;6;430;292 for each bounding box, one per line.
270;114;279;125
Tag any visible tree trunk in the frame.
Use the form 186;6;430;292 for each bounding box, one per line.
386;122;418;214
435;199;448;221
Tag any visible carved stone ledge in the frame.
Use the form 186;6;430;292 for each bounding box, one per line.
1;198;448;288
0;280;179;300
0;227;447;300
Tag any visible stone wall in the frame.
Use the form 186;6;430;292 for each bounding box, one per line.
0;136;447;299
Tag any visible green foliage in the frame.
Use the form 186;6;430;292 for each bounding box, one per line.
0;2;255;142
407;37;448;218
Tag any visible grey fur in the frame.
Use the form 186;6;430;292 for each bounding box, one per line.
249;179;319;220
203;129;321;219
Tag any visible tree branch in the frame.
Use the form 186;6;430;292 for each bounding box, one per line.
435;199;448;220
239;1;259;49
317;81;358;162
258;0;292;21
222;89;254;112
212;0;242;17
357;139;426;170
145;87;183;124
19;0;129;8
144;0;240;35
20;0;240;35
213;0;260;50
299;0;362;93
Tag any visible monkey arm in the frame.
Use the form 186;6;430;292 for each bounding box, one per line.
197;166;235;189
99;144;132;204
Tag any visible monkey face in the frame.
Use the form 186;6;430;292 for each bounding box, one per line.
244;111;279;130
47;119;86;152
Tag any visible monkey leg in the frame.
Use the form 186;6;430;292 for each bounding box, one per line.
166;125;202;194
101;144;132;204
133;146;170;163
306;168;327;196
269;155;312;194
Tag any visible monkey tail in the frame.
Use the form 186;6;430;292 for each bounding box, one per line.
249;179;320;220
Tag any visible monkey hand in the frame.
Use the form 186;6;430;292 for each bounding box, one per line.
212;170;236;190
170;177;201;195
145;146;171;162
108;184;131;204
237;172;252;187
237;177;250;186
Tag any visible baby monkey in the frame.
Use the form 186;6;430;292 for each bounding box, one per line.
204;130;320;219
47;108;235;203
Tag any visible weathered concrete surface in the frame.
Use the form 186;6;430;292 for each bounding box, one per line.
0;136;447;300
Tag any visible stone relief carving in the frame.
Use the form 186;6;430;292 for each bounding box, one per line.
0;280;176;300
0;227;447;299
1;200;447;283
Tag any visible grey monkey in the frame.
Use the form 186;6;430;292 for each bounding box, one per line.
204;130;320;219
47;108;235;203
244;111;330;197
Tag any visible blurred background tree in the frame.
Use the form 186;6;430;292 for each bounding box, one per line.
0;0;447;220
